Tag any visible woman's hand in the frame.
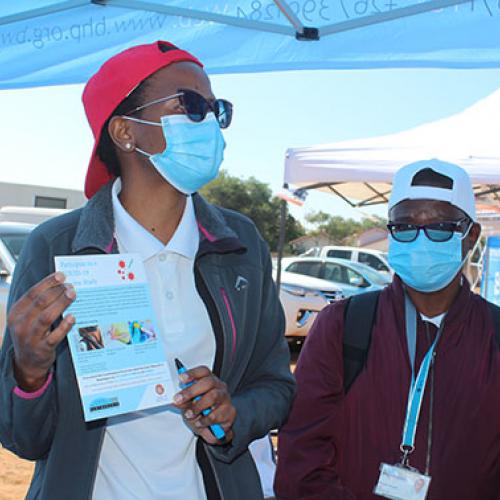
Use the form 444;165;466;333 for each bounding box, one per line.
172;365;236;445
8;272;76;391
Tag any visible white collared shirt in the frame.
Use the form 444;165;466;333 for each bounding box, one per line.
421;312;446;328
92;179;215;500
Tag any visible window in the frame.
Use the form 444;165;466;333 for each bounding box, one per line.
358;252;389;272
35;195;67;209
322;263;346;283
346;268;368;287
327;249;352;260
1;233;30;262
323;263;368;287
286;261;322;278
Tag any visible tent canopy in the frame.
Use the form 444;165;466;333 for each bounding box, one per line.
1;1;500;89
284;89;500;208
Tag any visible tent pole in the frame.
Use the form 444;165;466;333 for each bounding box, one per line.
320;0;469;37
272;0;304;32
0;0;88;26
98;0;295;36
276;199;287;293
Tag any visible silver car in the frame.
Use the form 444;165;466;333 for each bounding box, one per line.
282;256;392;298
0;222;34;344
274;270;344;342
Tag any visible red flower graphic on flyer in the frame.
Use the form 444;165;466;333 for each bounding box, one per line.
117;259;135;281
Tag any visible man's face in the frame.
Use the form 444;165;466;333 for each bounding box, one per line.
389;199;480;259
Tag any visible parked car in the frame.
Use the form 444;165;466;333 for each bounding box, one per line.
282;257;391;298
0;222;34;344
300;245;391;275
274;270;343;342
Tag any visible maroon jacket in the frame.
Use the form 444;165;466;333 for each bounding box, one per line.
275;278;500;500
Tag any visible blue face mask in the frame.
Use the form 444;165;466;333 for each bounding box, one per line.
388;232;469;293
129;112;225;195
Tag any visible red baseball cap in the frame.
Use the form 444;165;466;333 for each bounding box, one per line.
82;40;203;199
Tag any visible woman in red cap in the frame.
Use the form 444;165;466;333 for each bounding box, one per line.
0;41;294;500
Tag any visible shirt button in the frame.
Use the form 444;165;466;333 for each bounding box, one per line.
166;291;174;300
159;254;166;262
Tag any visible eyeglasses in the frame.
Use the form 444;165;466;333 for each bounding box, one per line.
387;218;472;243
125;88;233;129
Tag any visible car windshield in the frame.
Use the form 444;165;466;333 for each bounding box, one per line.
349;262;390;286
1;233;30;262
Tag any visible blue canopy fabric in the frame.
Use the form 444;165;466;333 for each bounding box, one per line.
1;0;500;89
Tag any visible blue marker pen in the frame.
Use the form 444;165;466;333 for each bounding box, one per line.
175;358;226;441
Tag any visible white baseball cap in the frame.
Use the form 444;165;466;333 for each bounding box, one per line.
389;159;476;221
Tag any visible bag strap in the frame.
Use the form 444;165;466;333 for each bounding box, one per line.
343;290;381;393
487;301;500;349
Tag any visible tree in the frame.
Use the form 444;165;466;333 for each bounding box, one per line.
305;210;387;245
200;171;304;252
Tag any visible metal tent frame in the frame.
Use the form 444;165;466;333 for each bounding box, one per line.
1;0;470;40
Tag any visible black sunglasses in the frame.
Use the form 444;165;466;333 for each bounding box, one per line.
179;88;233;129
387;218;472;243
125;89;233;129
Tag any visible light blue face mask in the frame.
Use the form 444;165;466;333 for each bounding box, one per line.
388;230;471;293
125;112;225;195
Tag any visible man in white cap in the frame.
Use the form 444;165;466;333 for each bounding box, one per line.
275;159;500;500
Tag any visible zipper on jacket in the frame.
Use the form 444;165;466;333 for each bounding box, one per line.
220;287;237;361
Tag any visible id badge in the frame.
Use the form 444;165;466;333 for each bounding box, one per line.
374;463;431;500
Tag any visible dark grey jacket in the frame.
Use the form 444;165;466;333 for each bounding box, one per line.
0;183;295;500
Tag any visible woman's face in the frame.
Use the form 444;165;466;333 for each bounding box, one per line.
111;61;215;158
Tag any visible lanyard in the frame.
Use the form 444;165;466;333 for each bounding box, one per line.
400;296;444;466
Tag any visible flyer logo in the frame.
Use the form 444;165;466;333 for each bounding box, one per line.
117;259;135;281
155;384;165;395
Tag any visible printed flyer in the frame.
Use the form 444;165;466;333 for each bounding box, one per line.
55;253;174;422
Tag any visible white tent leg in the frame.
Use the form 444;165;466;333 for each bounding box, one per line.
276;200;288;293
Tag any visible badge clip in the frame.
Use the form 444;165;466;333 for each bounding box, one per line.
400;444;415;468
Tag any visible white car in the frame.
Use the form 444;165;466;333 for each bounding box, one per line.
282;256;391;298
300;245;391;275
274;270;343;342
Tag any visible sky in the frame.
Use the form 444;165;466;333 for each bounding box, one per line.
2;67;500;226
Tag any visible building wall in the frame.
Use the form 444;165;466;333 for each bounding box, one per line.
356;228;389;252
290;234;333;254
360;239;389;252
0;182;85;210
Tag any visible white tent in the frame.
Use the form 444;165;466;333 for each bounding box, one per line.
284;89;500;208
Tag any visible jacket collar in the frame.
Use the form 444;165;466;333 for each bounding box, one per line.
192;193;247;256
72;182;115;254
388;274;474;349
72;182;246;256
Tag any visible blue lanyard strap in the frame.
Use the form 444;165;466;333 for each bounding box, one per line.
401;297;444;457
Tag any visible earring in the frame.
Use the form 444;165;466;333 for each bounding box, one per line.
125;143;132;150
